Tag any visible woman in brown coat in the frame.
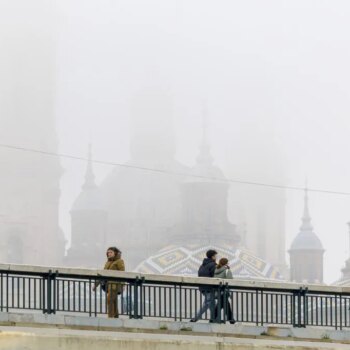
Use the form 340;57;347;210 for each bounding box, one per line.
93;247;125;318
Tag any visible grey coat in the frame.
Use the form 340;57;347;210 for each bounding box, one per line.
214;266;233;279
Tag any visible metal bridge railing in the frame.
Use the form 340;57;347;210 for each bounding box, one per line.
0;264;349;329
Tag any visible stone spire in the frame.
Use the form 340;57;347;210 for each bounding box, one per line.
82;144;97;190
290;188;323;251
289;187;324;283
300;188;313;232
67;143;107;267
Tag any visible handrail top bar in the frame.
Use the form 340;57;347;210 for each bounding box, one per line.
0;263;348;294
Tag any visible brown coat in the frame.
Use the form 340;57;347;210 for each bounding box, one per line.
104;257;125;293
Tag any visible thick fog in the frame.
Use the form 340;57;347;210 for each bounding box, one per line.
1;0;350;283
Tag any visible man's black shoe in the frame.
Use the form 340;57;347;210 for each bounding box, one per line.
190;319;197;322
229;320;236;325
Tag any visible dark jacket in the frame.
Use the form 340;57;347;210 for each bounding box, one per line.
198;258;216;293
198;258;216;278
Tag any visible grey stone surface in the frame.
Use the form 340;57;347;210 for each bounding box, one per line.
0;312;9;323
8;313;35;324
1;326;350;349
97;317;123;328
32;313;65;325
123;318;160;330
4;311;350;344
64;315;99;328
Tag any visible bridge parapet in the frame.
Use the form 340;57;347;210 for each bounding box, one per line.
0;263;349;330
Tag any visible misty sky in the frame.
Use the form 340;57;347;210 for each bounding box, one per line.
52;0;350;283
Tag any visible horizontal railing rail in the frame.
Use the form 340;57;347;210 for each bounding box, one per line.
0;263;349;329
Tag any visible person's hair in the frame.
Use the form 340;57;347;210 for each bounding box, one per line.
217;258;229;268
206;249;218;259
106;246;121;257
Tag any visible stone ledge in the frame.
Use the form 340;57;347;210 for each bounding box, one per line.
1;263;345;293
0;311;350;344
1;325;350;350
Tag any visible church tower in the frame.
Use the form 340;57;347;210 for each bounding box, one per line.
66;145;107;267
0;1;64;265
289;189;324;283
135;118;281;280
98;91;190;269
173;119;240;245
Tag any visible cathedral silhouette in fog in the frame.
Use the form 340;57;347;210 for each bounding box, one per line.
0;4;328;283
65;93;327;283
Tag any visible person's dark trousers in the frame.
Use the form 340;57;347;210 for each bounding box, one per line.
214;292;235;323
192;290;216;322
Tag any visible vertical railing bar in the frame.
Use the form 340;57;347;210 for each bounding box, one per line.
94;279;97;317
344;298;348;327
6;274;9;312
15;277;19;309
179;285;183;322
255;289;259;326
174;285;177;322
34;278;37;310
250;291;254;323
158;286;161;318
73;281;76;312
246;291;249;323
78;280;81;313
260;290;264;326
22;277;25;309
88;279;92;317
28;278;32;310
0;273;3;312
84;281;87;313
56;279;60;312
41;276;45;313
67;279;71;312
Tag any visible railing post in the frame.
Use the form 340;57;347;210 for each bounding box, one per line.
293;287;307;328
303;287;308;327
339;294;342;330
130;276;143;319
46;270;53;315
139;277;145;319
42;273;47;314
214;283;222;324
222;282;229;323
43;270;58;315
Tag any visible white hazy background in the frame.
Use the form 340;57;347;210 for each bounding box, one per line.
2;0;350;283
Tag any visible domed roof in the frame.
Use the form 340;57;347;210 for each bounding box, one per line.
289;231;324;251
135;243;283;280
289;189;324;252
190;163;226;182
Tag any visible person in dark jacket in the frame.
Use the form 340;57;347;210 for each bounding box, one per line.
190;249;218;322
